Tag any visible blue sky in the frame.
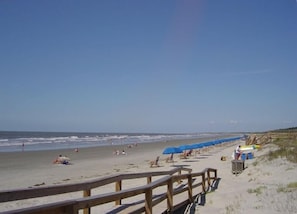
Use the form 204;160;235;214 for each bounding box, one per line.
0;0;296;133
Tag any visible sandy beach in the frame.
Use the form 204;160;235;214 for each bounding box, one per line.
0;137;219;190
1;136;296;213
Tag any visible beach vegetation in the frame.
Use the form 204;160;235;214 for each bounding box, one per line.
286;166;294;171
253;204;263;210
225;204;235;214
267;141;297;163
287;181;297;189
276;185;287;193
277;182;297;193
272;127;297;132
248;177;256;182
247;186;266;195
263;130;297;163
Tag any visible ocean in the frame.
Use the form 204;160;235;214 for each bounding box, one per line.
0;131;228;152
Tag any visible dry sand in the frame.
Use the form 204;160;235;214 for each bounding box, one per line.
196;143;297;214
0;137;296;213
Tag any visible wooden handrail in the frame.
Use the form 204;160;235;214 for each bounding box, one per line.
0;167;217;214
1;200;77;214
0;168;185;203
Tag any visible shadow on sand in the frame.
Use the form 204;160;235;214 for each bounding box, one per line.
175;177;222;214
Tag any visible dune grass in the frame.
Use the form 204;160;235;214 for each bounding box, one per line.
247;185;267;196
277;182;297;193
266;132;297;163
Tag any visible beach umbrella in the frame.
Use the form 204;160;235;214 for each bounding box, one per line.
163;147;183;163
203;142;214;147
200;142;210;148
192;143;204;149
162;147;183;154
178;144;194;151
212;140;220;145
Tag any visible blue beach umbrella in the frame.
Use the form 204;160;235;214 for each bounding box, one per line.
163;147;183;162
204;142;214;147
162;147;183;154
178;144;194;151
199;142;209;148
215;140;224;146
192;143;204;149
212;140;220;145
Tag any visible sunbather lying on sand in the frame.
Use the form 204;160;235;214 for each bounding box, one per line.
53;155;70;165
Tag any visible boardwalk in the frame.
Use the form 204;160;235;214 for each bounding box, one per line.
0;167;218;214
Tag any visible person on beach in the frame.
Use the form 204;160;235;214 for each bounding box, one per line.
166;153;174;163
53;155;63;164
186;149;193;156
235;145;242;160
53;155;70;164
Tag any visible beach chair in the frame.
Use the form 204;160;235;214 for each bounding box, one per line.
179;152;188;159
186;149;193;156
166;154;174;163
150;156;160;168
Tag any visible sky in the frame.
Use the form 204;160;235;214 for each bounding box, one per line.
0;0;297;133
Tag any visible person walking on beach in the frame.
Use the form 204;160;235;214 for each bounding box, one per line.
235;145;242;160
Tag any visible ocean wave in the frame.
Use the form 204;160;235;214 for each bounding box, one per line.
0;132;225;152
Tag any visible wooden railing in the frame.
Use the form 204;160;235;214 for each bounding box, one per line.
0;167;217;214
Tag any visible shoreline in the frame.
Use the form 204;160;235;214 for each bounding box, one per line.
0;132;242;153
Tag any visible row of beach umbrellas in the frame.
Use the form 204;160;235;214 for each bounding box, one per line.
163;136;242;155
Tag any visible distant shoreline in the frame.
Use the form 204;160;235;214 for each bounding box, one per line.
0;131;242;153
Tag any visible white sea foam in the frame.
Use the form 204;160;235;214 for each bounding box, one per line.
0;132;234;152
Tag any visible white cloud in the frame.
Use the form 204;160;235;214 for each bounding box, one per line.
228;120;239;124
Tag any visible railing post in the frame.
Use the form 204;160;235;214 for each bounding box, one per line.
83;189;91;214
201;173;206;193
145;188;153;214
72;202;80;214
178;168;182;184
147;176;152;184
115;180;122;205
187;174;193;203
167;177;173;213
207;169;211;187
